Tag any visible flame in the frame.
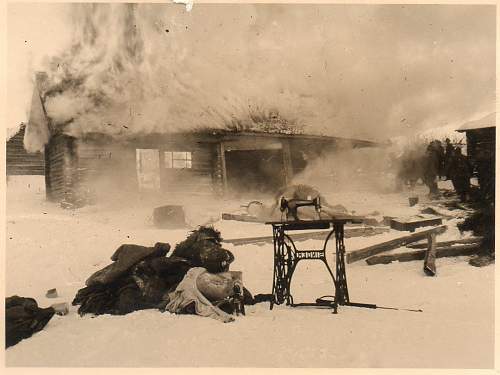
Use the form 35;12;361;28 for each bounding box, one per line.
40;3;306;139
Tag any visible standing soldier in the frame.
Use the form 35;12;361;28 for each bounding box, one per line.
447;147;473;202
422;142;440;197
434;140;446;179
444;138;454;179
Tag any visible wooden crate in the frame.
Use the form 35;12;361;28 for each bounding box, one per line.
390;216;443;232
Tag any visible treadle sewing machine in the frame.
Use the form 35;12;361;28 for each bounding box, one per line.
266;196;369;313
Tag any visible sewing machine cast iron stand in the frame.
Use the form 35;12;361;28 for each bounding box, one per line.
266;197;374;314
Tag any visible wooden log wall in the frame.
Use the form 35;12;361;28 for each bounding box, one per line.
6;125;45;175
75;138;218;198
44;133;76;202
157;141;216;195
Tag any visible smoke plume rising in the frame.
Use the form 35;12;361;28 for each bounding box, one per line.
12;4;495;148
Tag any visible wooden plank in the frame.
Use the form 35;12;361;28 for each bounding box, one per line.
219;142;227;193
423;233;437;276
346;225;447;264
406;237;482;249
222;213;266;223
365;244;481;265
223;226;390;246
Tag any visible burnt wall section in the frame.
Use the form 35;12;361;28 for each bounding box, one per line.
6;125;45;175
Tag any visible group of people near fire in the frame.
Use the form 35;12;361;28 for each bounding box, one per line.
396;138;473;201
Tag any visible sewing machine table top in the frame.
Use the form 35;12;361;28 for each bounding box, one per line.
266;216;365;230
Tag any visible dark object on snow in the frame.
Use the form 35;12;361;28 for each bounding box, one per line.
252;294;274;304
469;254;495;267
6;296;56;348
172;227;234;273
74;256;191;316
408;197;419;207
153;205;186;229
46;288;58;298
74;228;239;317
459;204;495;262
86;242;170;286
74;276;156;316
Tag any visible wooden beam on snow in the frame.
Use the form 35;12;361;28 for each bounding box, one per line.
346;225;447;264
406;237;482;249
365;243;481;265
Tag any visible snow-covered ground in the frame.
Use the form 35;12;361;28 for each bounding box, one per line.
5;176;494;368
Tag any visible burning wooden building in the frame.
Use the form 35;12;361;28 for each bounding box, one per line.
25;75;378;207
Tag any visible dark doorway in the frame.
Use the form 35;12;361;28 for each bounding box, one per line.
225;149;285;195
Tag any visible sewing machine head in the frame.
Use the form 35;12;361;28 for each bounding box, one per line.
279;196;322;221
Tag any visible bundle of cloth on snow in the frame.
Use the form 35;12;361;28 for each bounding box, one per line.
6;296;56;348
72;226;255;320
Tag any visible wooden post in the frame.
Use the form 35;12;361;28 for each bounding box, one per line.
44;144;53;201
281;139;294;186
219;142;228;194
423;233;437;276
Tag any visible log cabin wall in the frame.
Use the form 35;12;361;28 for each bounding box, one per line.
465;127;495;164
6;125;45;176
157;140;216;195
42;131;379;206
74;134;218;198
44;133;77;203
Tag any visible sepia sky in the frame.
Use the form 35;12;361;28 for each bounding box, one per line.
7;3;496;141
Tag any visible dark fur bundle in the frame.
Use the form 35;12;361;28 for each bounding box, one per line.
172;226;234;273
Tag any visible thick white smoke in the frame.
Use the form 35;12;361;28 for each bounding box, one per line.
28;4;495;145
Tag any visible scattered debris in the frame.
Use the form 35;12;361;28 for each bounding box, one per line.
390;215;443;232
346;225;447;264
409;196;419;206
46;288;58;298
153;205;186;229
365;243;481;265
50;302;69;316
73;227;254;321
